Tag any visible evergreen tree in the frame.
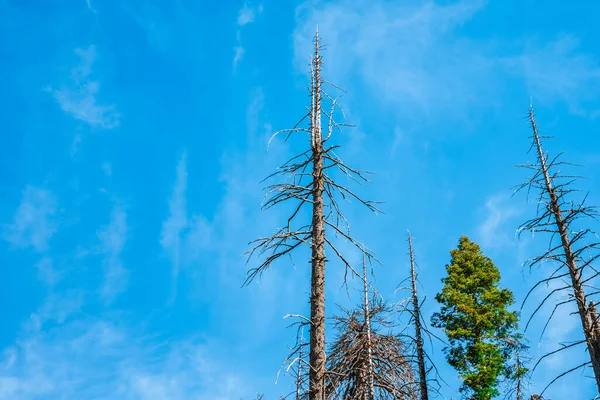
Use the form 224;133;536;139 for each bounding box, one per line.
431;236;524;400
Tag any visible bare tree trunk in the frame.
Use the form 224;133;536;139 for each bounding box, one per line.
308;28;326;400
515;350;523;400
362;256;375;400
528;108;600;391
590;301;600;341
408;232;428;400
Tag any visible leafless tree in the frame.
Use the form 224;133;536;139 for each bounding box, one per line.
394;232;445;399
407;232;428;400
514;351;524;400
501;336;531;400
278;325;309;400
244;28;380;400
514;104;600;394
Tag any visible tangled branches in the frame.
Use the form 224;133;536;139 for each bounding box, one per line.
326;300;417;400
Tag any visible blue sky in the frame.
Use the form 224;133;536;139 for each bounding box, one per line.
1;0;600;398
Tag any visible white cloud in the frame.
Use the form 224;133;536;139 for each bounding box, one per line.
35;257;61;288
85;0;97;13
183;215;213;263
52;45;119;129
233;3;263;68
97;203;129;303
237;3;263;26
160;151;225;302
509;35;600;116
35;290;86;326
237;5;255;26
478;193;522;249
294;0;492;119
294;1;600;121
161;152;191;303
3;187;57;252
233;45;245;68
0;314;249;400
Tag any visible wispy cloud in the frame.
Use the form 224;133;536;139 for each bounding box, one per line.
34;290;86;326
237;3;263;26
294;0;492;119
35;257;61;288
3;187;57;252
233;45;245;69
511;35;600;116
85;0;97;13
183;215;213;264
97;202;129;303
233;2;263;68
0;313;249;400
478;193;522;249
161;152;189;302
52;46;119;129
294;0;600;122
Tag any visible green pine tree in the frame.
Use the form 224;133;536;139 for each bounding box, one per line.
432;236;526;400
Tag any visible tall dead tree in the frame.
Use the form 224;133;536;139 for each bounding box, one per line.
394;233;444;399
515;104;600;393
407;232;428;400
245;29;379;400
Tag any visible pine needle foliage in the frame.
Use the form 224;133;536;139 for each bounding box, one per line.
432;236;525;400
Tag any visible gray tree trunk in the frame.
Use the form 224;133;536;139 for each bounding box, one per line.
308;28;326;400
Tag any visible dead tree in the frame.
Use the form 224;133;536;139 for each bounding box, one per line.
501;336;531;400
395;232;445;399
279;325;309;400
515;352;524;400
362;256;376;400
514;104;600;393
407;232;428;400
244;29;380;400
325;299;417;399
512;349;525;400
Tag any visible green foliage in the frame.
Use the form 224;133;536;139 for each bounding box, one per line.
432;236;526;400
